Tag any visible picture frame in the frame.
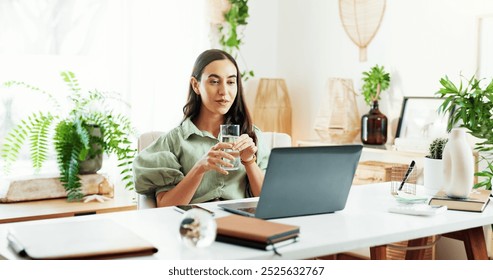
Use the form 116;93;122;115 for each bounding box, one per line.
395;97;449;139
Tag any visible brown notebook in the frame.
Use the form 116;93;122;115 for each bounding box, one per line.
7;219;158;260
429;189;491;212
215;215;299;251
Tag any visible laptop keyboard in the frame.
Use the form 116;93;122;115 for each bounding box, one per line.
238;207;257;214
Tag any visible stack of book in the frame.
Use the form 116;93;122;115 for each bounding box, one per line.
215;215;299;253
429;189;491;212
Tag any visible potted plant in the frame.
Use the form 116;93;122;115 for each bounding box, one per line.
0;71;136;201
360;64;390;145
437;74;493;258
436;74;493;190
424;138;448;195
216;0;254;81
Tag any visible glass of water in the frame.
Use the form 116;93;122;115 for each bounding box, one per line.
219;124;240;171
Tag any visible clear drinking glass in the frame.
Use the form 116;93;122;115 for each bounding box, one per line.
219;124;240;171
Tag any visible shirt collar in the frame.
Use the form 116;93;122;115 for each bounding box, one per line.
182;117;216;140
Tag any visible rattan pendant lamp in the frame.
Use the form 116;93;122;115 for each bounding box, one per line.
339;0;386;62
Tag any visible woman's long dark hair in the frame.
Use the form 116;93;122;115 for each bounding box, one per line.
183;49;257;144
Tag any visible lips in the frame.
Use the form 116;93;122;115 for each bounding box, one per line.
216;99;230;105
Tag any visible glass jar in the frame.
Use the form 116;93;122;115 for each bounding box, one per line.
361;100;387;145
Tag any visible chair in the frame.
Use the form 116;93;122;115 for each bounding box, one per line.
262;131;292;149
135;131;292;209
137;131;165;209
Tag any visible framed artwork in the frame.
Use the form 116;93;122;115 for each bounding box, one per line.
395;97;449;139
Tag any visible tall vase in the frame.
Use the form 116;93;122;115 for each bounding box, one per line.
442;128;474;198
361;100;387;145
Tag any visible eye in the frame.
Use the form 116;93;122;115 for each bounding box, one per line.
227;79;236;85
209;80;219;85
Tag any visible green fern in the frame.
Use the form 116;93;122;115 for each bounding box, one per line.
61;71;81;93
1;71;137;201
54;120;84;201
28;112;54;172
4;80;61;111
86;111;137;191
1;119;31;173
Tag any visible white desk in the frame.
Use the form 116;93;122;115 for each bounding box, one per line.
0;183;491;260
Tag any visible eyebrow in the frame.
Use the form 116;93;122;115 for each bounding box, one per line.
207;74;237;79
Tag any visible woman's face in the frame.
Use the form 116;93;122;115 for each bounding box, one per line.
192;59;238;116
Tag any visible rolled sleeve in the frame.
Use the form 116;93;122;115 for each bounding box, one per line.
133;135;184;196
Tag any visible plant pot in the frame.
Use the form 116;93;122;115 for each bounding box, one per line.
79;125;103;174
423;157;444;196
361;100;387;145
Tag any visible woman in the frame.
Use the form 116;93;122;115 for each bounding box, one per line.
133;49;269;207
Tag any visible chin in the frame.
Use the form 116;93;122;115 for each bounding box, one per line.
216;106;232;115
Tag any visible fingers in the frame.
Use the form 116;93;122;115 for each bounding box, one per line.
232;134;254;152
231;134;258;162
214;142;234;150
204;145;235;175
209;144;235;161
205;157;230;175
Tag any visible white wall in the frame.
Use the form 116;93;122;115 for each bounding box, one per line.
243;0;493;144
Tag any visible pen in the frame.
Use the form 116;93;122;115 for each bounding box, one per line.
398;160;415;191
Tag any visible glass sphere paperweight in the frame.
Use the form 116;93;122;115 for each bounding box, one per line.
179;208;217;248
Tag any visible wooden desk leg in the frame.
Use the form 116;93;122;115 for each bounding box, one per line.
443;226;488;260
370;245;387;260
405;237;428;260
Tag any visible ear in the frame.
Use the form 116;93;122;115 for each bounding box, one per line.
190;77;200;95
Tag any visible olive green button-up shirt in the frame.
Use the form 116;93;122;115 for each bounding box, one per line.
133;118;270;203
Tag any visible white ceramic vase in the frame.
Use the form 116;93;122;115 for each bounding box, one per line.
442;128;474;198
423;157;444;196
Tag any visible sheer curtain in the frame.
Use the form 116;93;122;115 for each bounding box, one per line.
127;0;209;134
0;0;208;175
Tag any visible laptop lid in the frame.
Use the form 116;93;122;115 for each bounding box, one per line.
253;145;362;219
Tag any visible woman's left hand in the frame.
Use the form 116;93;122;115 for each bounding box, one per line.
233;134;257;163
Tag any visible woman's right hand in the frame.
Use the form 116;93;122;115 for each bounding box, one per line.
196;143;235;175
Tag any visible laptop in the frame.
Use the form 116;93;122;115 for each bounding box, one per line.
219;145;363;219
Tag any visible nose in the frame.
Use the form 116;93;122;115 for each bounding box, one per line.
218;81;227;95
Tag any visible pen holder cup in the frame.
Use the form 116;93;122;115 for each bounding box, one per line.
390;164;417;196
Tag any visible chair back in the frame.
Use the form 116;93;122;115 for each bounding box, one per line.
262;132;292;150
137;131;165;209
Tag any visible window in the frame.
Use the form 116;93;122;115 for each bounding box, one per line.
0;0;208;175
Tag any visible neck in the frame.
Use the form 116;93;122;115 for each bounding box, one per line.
194;111;224;137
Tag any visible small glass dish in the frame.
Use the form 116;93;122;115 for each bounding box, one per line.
393;191;429;204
